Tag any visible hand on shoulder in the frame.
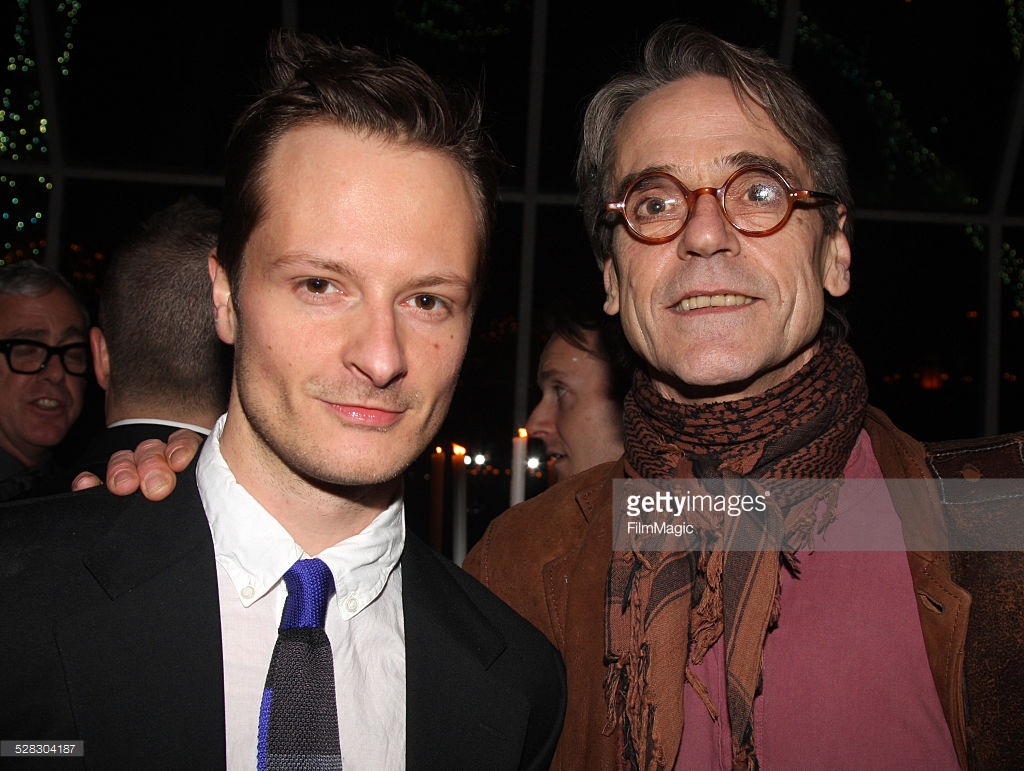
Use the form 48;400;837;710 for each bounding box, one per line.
70;428;203;500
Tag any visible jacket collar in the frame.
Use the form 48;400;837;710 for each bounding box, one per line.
573;458;624;524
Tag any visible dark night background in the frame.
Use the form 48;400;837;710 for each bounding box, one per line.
3;1;1023;551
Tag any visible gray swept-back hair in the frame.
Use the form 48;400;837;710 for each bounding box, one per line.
577;22;851;265
0;259;89;328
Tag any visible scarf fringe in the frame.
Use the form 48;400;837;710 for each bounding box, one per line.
607;338;869;770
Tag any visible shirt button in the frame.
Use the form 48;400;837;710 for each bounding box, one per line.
241;586;255;600
344;596;358;612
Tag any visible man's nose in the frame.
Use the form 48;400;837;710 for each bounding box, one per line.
38;351;68;382
677;190;739;259
343;305;408;389
525;400;554;441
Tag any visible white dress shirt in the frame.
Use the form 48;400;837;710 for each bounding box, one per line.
196;415;406;770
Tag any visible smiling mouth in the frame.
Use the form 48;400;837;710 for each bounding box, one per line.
31;397;62;410
675;293;755;312
328;403;404;428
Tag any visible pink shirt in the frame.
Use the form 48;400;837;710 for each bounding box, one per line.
677;430;960;769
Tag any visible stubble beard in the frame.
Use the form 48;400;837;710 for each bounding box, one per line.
233;365;446;495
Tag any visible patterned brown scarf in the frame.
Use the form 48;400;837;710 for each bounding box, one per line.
605;337;868;770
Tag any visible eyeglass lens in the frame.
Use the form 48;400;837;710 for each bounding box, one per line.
623;168;793;239
6;341;89;375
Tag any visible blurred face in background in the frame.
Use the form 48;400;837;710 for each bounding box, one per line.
526;329;624;482
0;288;88;466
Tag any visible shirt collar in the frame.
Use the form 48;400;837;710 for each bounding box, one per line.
196;414;405;620
106;418;212;435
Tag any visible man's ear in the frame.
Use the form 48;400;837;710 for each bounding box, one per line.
209;248;237;345
89;327;110;391
822;206;852;298
602;257;621;315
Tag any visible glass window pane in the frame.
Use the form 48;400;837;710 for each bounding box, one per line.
796;0;1019;213
849;221;988;439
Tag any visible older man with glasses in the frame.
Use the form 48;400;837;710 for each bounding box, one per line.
466;23;1024;770
0;259;90;501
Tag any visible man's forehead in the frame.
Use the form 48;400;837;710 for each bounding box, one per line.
265;123;474;195
262;125;477;221
539;332;601;374
0;289;86;337
246;124;481;294
611;74;810;185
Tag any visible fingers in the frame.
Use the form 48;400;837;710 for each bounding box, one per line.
94;430;204;501
71;471;104;491
165;429;204;472
133;439;177;501
105;449;144;496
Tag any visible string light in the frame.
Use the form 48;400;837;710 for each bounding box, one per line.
3;0;80;260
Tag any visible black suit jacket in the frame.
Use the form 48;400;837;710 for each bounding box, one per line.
0;467;565;769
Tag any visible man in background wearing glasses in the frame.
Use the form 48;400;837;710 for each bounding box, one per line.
0;259;89;501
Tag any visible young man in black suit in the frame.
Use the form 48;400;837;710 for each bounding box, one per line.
0;32;565;769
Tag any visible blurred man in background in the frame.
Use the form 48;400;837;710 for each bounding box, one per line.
0;259;89;501
75;196;231;479
526;305;631;482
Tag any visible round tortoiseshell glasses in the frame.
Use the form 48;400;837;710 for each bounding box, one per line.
606;164;840;242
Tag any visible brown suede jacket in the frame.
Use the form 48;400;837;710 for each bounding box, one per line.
463;407;1024;770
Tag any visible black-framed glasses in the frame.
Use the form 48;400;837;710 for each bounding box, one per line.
0;339;90;376
605;164;841;243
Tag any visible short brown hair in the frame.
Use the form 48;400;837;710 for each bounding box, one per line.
99;196;230;416
218;31;500;298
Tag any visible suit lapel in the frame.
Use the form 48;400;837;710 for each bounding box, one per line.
57;467;226;766
401;535;529;770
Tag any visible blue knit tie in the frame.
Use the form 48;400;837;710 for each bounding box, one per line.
257;558;342;770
